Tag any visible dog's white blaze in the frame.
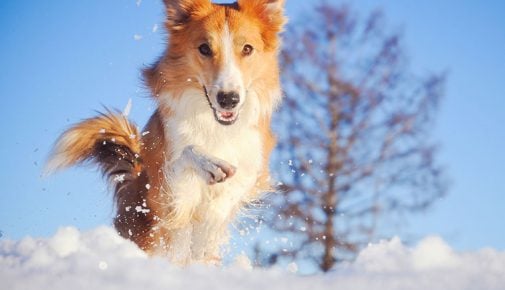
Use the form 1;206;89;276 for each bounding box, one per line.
215;22;244;98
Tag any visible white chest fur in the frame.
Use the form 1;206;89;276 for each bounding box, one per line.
157;90;263;263
162;88;263;195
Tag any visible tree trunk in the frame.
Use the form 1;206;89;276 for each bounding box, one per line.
320;104;340;272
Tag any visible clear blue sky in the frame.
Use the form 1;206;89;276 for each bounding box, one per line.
0;0;504;252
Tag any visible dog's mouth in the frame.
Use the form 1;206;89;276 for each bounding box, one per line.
215;110;239;125
203;86;239;126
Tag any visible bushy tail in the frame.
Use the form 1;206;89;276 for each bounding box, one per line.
46;111;143;184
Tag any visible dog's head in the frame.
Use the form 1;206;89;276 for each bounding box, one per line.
145;0;286;125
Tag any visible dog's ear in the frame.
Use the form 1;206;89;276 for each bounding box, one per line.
163;0;212;31
238;0;286;31
238;0;287;50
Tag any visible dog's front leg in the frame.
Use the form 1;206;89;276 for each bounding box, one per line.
161;145;237;261
181;145;236;185
163;145;236;228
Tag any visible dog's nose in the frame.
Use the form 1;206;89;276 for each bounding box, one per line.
217;91;240;110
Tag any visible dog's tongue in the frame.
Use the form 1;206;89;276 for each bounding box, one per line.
220;112;234;119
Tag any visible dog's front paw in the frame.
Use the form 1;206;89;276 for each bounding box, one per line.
183;146;236;185
198;156;236;185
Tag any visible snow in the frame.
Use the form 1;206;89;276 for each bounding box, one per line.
113;174;125;183
122;98;132;116
134;205;150;214
1;227;504;290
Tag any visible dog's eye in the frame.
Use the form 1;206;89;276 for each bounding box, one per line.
198;43;213;57
242;44;254;56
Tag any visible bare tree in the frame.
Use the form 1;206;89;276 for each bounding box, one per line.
258;3;448;272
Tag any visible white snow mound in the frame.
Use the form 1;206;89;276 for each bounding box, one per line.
1;226;505;290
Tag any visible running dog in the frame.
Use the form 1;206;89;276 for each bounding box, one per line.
48;0;286;265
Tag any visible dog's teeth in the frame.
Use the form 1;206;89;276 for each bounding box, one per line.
218;112;235;120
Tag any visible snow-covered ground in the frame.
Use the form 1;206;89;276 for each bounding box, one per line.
1;226;504;290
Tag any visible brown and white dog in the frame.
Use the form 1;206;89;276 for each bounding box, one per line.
47;0;286;265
